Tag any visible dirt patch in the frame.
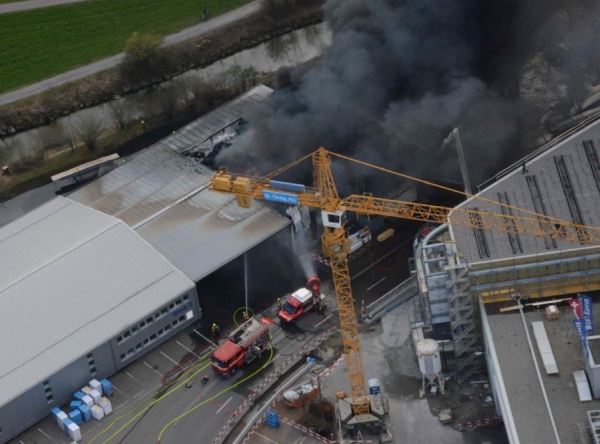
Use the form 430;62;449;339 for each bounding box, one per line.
426;379;498;428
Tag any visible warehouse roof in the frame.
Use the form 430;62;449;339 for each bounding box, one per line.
451;116;600;264
68;86;290;282
483;301;600;444
157;84;273;155
0;197;194;406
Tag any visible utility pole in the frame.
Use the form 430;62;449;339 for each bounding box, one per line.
443;128;473;196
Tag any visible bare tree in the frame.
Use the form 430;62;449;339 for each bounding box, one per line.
186;75;220;107
75;114;103;151
36;123;66;160
108;99;132;130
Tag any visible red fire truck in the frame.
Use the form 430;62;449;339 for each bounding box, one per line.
211;317;272;376
278;276;324;324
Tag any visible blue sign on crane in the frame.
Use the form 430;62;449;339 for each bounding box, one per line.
262;190;299;205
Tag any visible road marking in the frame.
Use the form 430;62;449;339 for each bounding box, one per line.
160;351;179;366
111;383;131;400
293;436;307;444
315;313;334;328
216;396;232;414
132;391;145;399
177;340;195;354
254;431;280;444
126;372;148;388
20;441;26;444
367;277;386;291
37;429;57;443
143;361;164;378
115;400;130;411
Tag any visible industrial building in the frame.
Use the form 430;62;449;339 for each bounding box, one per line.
0;85;290;443
411;113;600;442
0;197;199;441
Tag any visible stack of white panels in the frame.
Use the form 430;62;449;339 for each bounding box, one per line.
90;389;102;405
99;397;112;415
89;379;102;393
56;411;68;431
91;405;105;421
67;423;82;441
81;395;94;408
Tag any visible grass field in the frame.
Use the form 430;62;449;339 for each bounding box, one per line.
0;0;252;94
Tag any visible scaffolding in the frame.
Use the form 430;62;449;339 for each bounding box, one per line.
413;224;482;383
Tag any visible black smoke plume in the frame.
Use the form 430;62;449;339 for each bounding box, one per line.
218;0;522;193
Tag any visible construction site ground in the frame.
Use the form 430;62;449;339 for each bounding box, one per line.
230;297;509;444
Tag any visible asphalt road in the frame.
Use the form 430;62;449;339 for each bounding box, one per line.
0;0;88;14
0;1;261;106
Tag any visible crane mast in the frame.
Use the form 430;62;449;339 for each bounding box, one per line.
313;149;370;415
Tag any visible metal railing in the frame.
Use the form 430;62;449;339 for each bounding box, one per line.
363;275;419;324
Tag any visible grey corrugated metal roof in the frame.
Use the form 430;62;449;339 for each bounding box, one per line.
451;118;600;264
0;197;194;406
159;84;273;154
67;145;213;227
68;85;290;282
135;190;290;282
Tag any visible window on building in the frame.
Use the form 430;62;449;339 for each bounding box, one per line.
132;326;139;334
120;353;126;360
183;295;189;302
124;331;131;339
169;303;175;310
150;333;157;341
136;343;142;351
158;328;164;336
172;319;178;327
117;335;123;343
90;366;97;376
175;299;182;306
164;324;171;332
161;308;168;316
146;317;153;325
178;315;186;323
143;338;149;345
43;380;54;403
140;320;146;329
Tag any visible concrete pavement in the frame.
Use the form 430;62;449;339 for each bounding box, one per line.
0;1;261;106
0;0;88;14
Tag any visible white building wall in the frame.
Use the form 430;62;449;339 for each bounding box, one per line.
479;298;520;444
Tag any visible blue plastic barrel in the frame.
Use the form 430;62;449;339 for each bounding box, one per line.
51;407;61;423
78;404;92;422
68;410;82;425
69;400;82;412
100;379;114;396
266;410;280;428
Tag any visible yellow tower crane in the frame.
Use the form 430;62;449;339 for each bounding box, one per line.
210;147;600;427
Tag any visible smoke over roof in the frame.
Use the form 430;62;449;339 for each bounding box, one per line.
218;0;520;193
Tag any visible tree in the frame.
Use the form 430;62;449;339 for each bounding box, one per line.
36;123;66;160
120;33;174;85
75;114;103;151
108;99;132;130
